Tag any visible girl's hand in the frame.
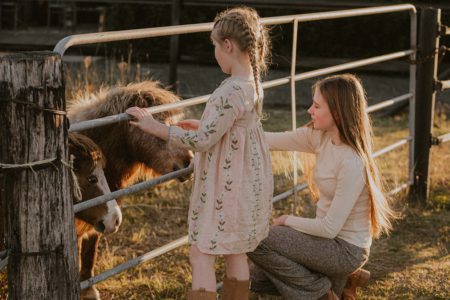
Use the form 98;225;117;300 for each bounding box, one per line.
273;215;289;226
126;106;159;134
176;119;200;131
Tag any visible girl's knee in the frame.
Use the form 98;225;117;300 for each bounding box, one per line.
189;245;215;267
223;253;247;262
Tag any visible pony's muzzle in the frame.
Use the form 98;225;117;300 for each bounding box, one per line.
101;200;123;234
173;157;193;182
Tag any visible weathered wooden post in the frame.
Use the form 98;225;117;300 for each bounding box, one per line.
0;173;5;252
410;8;440;204
0;52;80;299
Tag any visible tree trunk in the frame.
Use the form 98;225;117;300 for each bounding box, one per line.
0;52;80;300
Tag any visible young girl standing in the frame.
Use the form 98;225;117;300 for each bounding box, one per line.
247;74;397;300
126;6;273;300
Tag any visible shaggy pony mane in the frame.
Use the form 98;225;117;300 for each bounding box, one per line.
68;81;182;123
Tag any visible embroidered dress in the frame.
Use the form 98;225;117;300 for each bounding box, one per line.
169;77;273;254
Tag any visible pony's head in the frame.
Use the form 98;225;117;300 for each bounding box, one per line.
69;133;122;234
68;81;193;190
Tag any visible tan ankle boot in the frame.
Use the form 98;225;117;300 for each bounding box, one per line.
222;277;250;300
342;268;371;300
187;288;217;300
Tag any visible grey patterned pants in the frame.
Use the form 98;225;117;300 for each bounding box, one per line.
247;226;369;300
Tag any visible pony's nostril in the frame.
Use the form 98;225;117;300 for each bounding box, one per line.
173;165;180;172
115;218;120;227
94;222;106;233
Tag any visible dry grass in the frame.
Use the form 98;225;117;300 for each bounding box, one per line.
93;109;449;300
0;64;449;299
0;108;448;300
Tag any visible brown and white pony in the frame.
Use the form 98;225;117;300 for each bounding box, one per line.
68;81;193;192
69;133;122;300
67;81;192;299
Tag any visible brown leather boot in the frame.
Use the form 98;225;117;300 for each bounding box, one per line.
318;289;339;300
222;277;250;300
187;288;217;300
342;268;371;300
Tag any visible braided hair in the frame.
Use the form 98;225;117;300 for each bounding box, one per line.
212;7;271;117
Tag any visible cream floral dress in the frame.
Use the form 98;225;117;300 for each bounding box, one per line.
169;77;273;254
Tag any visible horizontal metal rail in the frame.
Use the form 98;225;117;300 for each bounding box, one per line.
2;133;418;274
436;80;450;91
75;132;412;214
273;183;308;203
294;50;413;82
437;132;450;144
69;94;210;132
54;4;415;56
79;182;309;289
69;51;413;133
80;235;189;290
373;137;412;158
79;177;409;289
0;249;8;270
387;182;409;196
366;93;411;113
75;106;413;213
0;249;8;258
0;257;7;270
74;165;193;213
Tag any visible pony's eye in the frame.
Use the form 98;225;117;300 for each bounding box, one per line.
87;175;98;184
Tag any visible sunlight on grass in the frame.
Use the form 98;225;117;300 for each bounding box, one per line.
0;62;448;299
80;108;448;300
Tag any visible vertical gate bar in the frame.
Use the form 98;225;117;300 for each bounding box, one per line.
169;0;181;91
291;19;299;213
408;9;417;186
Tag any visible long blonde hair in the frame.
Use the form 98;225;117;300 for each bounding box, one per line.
306;74;396;238
212;6;271;117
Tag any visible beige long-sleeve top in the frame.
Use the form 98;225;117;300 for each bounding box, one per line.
266;127;372;249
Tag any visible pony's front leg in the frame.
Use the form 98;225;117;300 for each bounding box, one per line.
80;233;101;300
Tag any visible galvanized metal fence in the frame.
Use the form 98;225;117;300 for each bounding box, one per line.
54;4;422;290
3;3;449;297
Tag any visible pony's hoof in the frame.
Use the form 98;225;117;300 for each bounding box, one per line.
81;286;101;300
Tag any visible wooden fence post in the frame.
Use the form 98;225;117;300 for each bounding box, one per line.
410;8;440;204
0;52;80;299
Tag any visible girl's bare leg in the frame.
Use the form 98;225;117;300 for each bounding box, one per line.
224;253;249;280
189;245;217;291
